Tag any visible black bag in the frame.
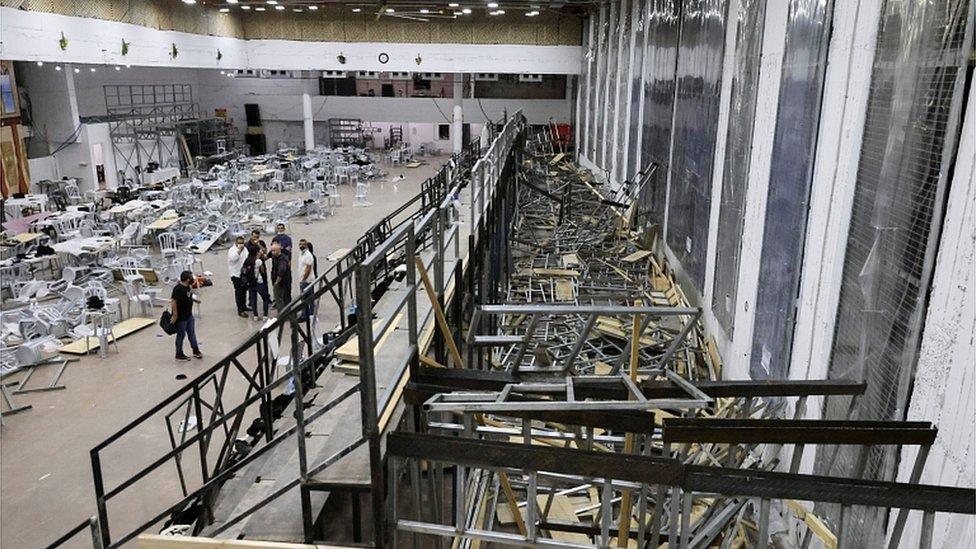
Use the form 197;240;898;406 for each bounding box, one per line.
159;310;177;335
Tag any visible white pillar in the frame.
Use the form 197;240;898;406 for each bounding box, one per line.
302;93;314;151
452;77;463;153
65;64;80;127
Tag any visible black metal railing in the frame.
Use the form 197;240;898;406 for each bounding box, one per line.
45;137;490;548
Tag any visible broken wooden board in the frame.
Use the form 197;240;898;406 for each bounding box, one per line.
549;152;567;165
326;248;351;262
59;317;156;355
554;280;575;301
785;500;837;549
334;314;403;364
137;534;350;548
561;253;581;267
515;268;581;278
621;249;652;263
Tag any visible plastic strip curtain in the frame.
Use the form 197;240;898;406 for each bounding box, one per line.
817;0;973;544
638;0;681;224
750;0;832;378
710;0;768;336
613;0;633;186
626;0;647;182
664;0;729;289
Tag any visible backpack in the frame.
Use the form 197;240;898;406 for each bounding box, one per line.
159;310;177;335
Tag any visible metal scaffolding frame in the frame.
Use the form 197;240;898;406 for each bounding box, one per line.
104;84;197;180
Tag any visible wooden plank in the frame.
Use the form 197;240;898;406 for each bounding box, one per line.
785;500;837;549
414;256;464;368
59;317;155;355
325;248;350;262
549;152;566;165
515;268;580;278
540;495;591;543
147;216;180;230
334;314;402;363
561;253;580;267
8;232;43;244
621;250;652;263
138;534;348;549
554;280;574;301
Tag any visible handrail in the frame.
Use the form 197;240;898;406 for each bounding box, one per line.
45;134;494;549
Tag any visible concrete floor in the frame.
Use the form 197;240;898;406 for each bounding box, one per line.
0;156;448;549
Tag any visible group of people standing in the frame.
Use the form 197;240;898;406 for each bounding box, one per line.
168;223;320;361
228;223;319;321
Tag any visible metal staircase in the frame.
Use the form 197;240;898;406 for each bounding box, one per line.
46;113;523;549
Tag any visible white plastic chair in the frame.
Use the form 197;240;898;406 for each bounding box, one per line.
158;232;179;257
353;182;372;207
122;281;154;318
118;257;146;285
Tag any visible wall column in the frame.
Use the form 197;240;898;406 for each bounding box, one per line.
452;76;463;153
302;93;314;151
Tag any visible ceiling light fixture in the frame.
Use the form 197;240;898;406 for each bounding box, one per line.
255;6;265;10
293;7;303;11
448;3;459;7
241;5;251;9
266;0;277;4
525;10;539;16
36;61;43;66
74;67;80;73
220;8;229;12
420;8;429;13
386;7;395;12
275;4;285;10
55;65;62;71
115;66;122;71
462;7;471;13
308;5;318;9
181;0;196;4
352;7;361;12
90;67;96;72
227;0;238;3
487;2;498;7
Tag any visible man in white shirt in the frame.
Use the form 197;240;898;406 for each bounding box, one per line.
297;239;317;319
227;236;250;317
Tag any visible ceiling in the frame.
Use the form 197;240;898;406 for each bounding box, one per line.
209;0;598;18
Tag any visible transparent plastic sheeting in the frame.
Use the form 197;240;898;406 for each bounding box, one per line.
710;0;768;336
750;0;832;379
602;2;620;170
589;3;610;162
626;0;646;182
637;0;681;223
665;0;729;289
581;17;593;158
817;0;972;544
613;0;633;185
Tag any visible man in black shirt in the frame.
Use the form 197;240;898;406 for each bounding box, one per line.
271;242;292;311
170;270;202;361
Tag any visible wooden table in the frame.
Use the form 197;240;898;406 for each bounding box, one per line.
146;215;180;231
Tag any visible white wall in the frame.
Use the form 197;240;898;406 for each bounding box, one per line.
0;7;581;75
